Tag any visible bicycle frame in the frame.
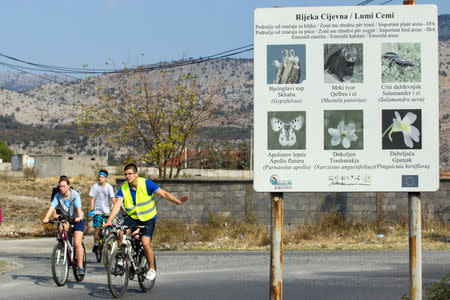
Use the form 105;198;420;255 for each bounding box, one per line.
121;225;147;277
53;220;76;266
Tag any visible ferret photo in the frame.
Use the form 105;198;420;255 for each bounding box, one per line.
324;43;363;83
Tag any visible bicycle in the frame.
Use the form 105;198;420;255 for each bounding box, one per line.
92;213;111;263
48;218;87;286
101;222;121;267
107;225;156;298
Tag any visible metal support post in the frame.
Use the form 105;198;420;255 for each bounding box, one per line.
270;192;283;300
408;192;422;300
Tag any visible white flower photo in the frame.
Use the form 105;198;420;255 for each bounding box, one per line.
382;110;422;149
324;110;363;150
328;121;358;149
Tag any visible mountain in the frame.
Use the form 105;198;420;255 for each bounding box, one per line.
0;58;254;128
0;72;75;92
0;58;254;161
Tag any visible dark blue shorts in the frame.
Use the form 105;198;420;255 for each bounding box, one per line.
122;216;156;239
73;219;86;232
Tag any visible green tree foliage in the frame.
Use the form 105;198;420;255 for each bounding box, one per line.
424;272;449;300
77;67;219;178
236;141;251;170
0;115;84;143
0;139;14;162
222;141;238;170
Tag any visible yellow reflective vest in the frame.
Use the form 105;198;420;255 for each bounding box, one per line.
121;177;157;221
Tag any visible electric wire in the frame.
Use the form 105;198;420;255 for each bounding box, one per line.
0;44;253;76
356;0;376;5
0;44;253;102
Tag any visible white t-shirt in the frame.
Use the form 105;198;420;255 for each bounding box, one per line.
89;182;115;215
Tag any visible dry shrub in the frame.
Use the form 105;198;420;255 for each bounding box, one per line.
256;231;270;247
23;167;35;178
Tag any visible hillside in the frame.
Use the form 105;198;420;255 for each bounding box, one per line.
0;58;254;128
0;58;254;160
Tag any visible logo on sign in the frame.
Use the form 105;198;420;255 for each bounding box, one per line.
270;174;292;189
328;175;372;186
402;175;418;187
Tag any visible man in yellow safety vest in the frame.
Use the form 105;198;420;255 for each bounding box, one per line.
104;163;188;280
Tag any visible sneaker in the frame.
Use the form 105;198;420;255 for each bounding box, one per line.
117;257;124;267
92;244;99;253
77;267;85;276
145;269;156;280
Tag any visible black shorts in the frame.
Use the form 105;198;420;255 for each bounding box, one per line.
122;216;156;239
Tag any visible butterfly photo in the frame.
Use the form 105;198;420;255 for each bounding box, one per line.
268;111;306;150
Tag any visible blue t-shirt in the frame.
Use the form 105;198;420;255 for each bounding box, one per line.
117;179;159;206
51;190;82;219
51;191;82;209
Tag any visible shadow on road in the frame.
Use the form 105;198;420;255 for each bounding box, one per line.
11;273;113;298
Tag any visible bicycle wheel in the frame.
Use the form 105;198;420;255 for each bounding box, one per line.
96;228;107;263
107;250;129;298
95;241;102;263
138;254;156;292
102;235;119;267
51;242;69;286
73;242;87;281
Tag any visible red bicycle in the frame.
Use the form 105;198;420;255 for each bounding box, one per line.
48;218;86;286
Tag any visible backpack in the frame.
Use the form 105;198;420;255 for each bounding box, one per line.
51;186;78;202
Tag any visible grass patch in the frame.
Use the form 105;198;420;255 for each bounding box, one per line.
401;272;450;300
0;260;17;273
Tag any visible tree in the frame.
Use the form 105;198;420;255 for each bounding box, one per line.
221;141;237;170
0;139;14;162
236;141;250;170
77;67;219;178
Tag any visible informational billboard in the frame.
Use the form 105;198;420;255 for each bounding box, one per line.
253;5;439;192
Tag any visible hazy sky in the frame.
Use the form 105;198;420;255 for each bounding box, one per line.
0;0;448;74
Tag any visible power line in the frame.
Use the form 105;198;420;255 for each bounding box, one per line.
0;44;253;102
0;44;253;76
356;0;376;5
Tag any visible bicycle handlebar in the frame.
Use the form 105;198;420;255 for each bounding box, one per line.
48;218;66;224
104;224;121;230
120;225;146;231
48;218;75;228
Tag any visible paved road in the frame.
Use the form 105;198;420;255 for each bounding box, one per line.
0;238;449;299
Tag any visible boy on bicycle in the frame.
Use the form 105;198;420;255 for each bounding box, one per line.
89;169;116;252
104;163;188;281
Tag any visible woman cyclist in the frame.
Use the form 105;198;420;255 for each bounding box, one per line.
43;176;86;275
